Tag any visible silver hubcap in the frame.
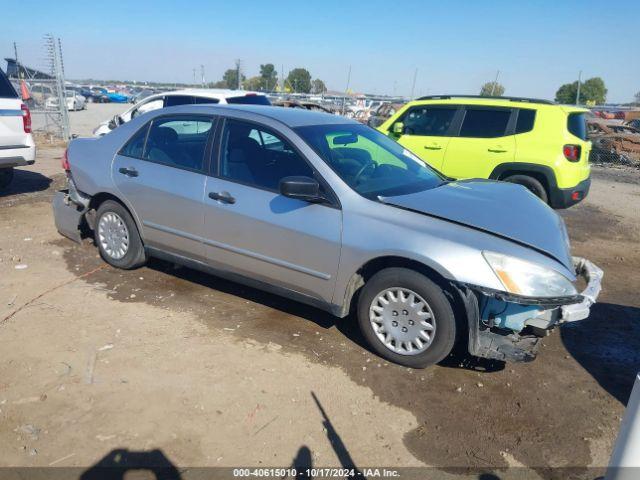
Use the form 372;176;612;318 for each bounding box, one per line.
98;212;129;260
369;288;436;355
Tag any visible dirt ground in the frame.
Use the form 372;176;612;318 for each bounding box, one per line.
1;112;639;478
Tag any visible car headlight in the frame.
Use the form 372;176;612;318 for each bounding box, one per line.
483;251;577;298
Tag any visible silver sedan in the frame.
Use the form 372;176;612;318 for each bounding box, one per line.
53;105;602;368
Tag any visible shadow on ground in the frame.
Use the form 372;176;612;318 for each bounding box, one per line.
0;169;52;198
561;302;640;405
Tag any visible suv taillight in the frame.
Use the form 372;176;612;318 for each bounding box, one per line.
21;103;32;133
563;144;581;162
61;148;70;171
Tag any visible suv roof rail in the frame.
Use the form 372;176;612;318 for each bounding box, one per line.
415;94;555;105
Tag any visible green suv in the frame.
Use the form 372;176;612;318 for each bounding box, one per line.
379;95;592;208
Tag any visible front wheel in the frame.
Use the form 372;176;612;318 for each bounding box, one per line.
503;174;549;204
95;200;147;269
357;268;457;368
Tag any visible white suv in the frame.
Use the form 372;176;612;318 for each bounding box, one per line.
93;88;270;136
0;70;35;189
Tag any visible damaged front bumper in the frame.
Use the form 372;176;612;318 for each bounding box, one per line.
463;257;603;362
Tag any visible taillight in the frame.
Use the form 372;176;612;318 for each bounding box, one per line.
61;148;70;171
563;144;580;162
21;103;32;133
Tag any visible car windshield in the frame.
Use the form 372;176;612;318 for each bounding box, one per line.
295;123;445;199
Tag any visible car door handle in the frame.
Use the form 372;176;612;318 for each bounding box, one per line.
488;147;507;153
208;191;236;204
423;145;442;150
118;167;138;177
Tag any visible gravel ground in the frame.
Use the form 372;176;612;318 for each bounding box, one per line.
1;133;639;479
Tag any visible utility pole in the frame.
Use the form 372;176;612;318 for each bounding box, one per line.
235;59;241;89
575;70;582;105
410;68;418;100
200;64;205;88
341;65;351;116
193;68;196;85
490;70;500;95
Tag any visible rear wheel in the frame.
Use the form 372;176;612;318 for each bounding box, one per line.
95;200;146;269
0;168;14;189
357;268;457;368
503;174;548;204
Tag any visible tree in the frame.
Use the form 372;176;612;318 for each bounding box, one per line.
244;76;263;91
479;81;505;97
220;68;245;90
635;91;640;105
287;68;312;93
555;77;607;104
259;63;277;91
311;79;327;95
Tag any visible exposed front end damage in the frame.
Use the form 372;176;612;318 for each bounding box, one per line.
459;257;603;362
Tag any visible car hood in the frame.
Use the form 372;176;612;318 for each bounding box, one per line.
380;179;573;270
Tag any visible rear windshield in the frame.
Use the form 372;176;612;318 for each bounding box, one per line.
0;69;18;98
226;95;271;105
567;112;587;140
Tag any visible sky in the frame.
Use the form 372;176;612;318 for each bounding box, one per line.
2;0;639;103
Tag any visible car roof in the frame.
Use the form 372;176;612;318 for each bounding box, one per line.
409;95;589;111
154;88;267;99
159;104;358;127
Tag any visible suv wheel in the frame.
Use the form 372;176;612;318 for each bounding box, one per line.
95;200;147;269
0;168;14;189
503;174;548;204
357;268;456;368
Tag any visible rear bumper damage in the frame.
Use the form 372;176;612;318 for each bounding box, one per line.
52;183;92;243
463;257;603;362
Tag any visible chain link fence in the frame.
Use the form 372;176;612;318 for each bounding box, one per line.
26;78;70;141
8;34;70;142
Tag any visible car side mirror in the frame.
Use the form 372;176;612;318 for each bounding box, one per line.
392;122;404;135
279;176;325;203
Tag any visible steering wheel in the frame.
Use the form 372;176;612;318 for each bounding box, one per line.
353;160;377;185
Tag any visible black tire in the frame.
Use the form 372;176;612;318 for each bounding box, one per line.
503;174;548;204
357;268;457;368
94;200;147;269
0;168;14;189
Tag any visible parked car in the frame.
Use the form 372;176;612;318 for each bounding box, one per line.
45;90;87;111
378;95;592;209
53;105;602;368
272;99;337;114
92;89;271;136
106;91;129;103
0;68;35;189
129;89;155;104
625;119;640;130
88;87;111;103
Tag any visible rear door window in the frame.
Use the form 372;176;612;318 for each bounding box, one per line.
459;108;511;138
567;112;587;140
164;95;195;107
515;109;536;134
194;96;219;104
398;107;457;136
142;116;213;171
120;124;149;158
226;95;271;105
